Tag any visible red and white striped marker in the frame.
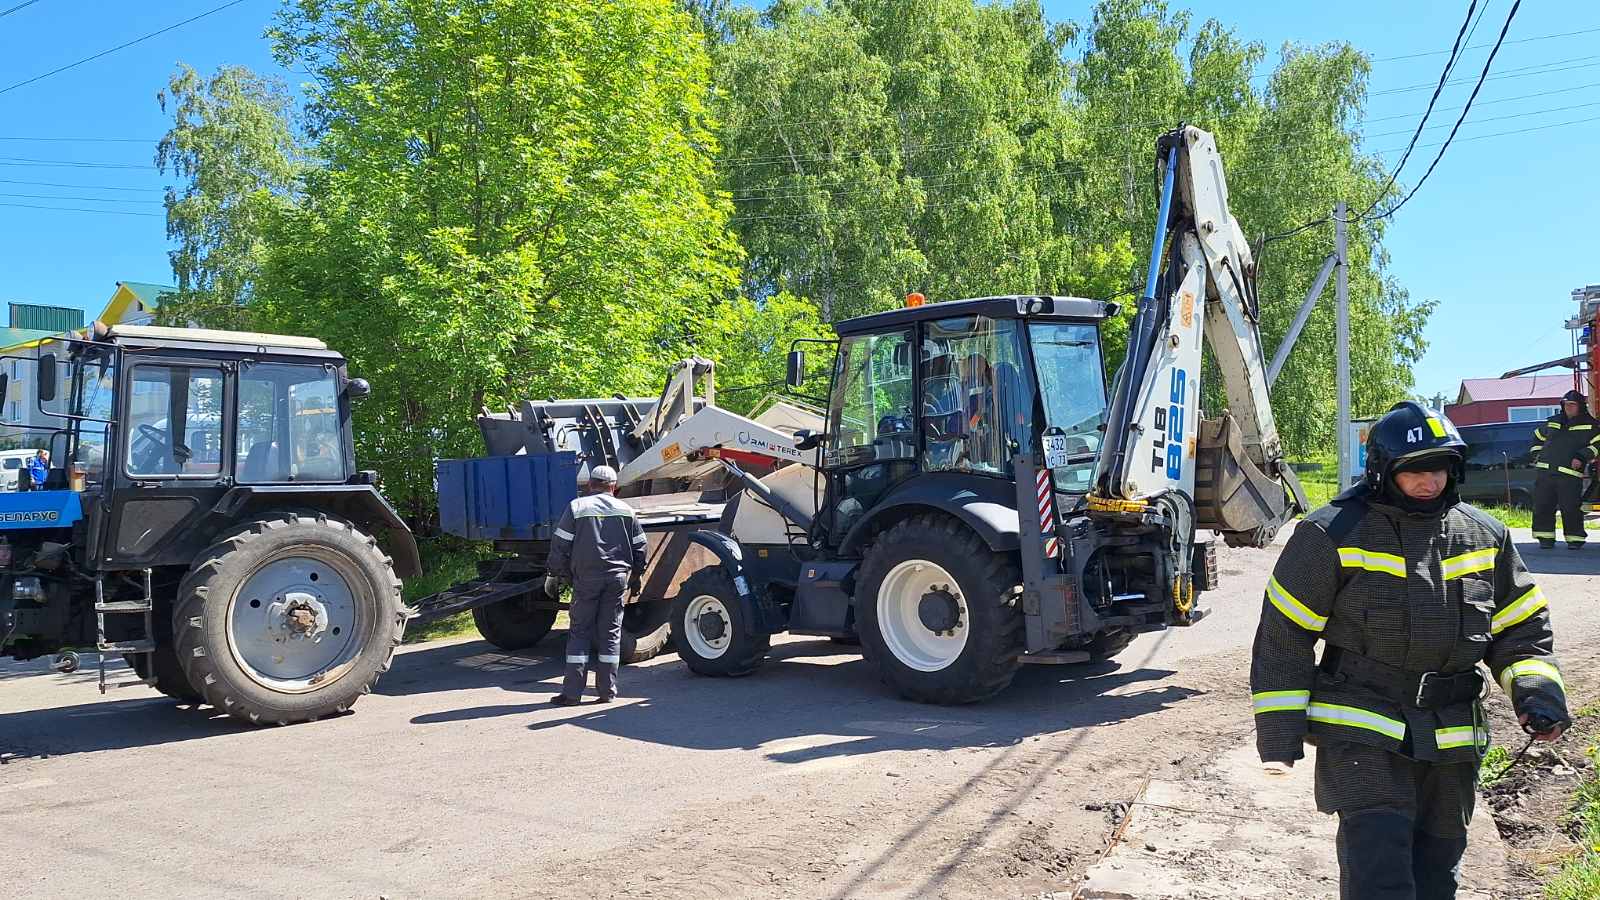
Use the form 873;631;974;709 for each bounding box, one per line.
1035;468;1060;559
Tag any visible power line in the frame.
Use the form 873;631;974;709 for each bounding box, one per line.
0;200;159;217
1371;0;1524;221
0;0;251;98
0;156;155;170
0;135;156;143
1372;24;1600;62
0;177;161;193
1365;97;1600;140
0;191;159;204
0;0;44;19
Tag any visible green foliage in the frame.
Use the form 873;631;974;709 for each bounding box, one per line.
1545;746;1600;899
1478;745;1513;786
156;65;303;329
400;537;486;643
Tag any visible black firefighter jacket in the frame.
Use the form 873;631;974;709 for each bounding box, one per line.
1532;410;1600;479
1251;486;1567;773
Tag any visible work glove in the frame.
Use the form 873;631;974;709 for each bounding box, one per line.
542;574;562;600
629;573;643;596
1519;696;1571;742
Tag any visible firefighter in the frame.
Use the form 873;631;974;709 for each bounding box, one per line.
544;465;647;705
1252;401;1569;899
1530;389;1598;549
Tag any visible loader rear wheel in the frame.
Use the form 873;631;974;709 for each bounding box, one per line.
670;568;768;677
472;592;558;651
173;514;406;726
620;599;672;664
858;515;1023;704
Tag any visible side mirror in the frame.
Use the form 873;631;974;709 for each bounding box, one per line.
785;351;805;389
37;354;56;403
793;428;825;452
348;377;371;400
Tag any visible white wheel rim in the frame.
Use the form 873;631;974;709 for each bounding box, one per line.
683;594;732;660
226;548;366;693
877;560;969;672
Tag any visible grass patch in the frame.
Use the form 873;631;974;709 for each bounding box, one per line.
1544;746;1600;900
400;537;488;645
1479;745;1514;786
1289;454;1533;530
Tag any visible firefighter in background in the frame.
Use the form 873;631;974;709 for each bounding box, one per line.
1530;389;1599;549
1252;401;1568;899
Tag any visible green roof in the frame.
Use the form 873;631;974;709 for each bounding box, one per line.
9;303;82;333
118;282;174;310
0;327;61;351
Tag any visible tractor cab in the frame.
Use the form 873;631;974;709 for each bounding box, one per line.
789;295;1117;555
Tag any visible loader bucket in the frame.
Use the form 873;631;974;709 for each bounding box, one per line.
1193;415;1307;547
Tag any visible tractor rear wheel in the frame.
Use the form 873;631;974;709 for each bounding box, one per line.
858;515;1023;704
472;591;558;651
173;514;406;726
127;595;202;702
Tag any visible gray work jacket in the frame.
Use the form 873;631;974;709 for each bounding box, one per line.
547;492;647;586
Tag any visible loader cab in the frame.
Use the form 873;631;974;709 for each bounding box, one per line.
38;325;365;570
792;295;1117;551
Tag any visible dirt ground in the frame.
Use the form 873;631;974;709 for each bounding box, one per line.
2;529;1597;899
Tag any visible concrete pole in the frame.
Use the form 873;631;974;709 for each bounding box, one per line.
1335;202;1351;486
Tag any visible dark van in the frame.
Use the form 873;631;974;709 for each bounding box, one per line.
1458;421;1542;508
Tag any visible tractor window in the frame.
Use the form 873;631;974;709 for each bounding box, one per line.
236;364;346;483
1029;321;1108;493
828;329;915;467
125;366;225;478
921;316;1034;477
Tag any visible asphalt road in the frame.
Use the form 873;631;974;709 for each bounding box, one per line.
2;528;1597;899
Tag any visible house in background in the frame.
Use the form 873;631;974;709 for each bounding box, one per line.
1446;374;1586;426
0;281;175;445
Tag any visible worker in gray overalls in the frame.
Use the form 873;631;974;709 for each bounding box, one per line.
544;465;647;705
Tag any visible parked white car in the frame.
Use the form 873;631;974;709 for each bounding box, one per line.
0;449;37;491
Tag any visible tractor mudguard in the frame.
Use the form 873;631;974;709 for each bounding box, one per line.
686;530;777;635
211;485;422;579
838;473;1021;556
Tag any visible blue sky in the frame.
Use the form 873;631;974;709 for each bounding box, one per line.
0;0;1593;405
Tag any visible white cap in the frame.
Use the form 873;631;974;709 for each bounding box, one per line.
589;465;619;484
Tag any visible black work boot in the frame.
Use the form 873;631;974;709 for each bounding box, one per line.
1538;539;1555;550
550;694;582;706
1568;542;1585;550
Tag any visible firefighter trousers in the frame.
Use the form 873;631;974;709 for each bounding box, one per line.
1336;806;1468;900
1532;472;1585;546
560;574;627;700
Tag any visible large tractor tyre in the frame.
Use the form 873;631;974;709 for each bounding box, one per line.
857;515;1024;704
472;592;558;651
620;599;673;664
1080;628;1136;663
173;514;406;726
670;568;769;677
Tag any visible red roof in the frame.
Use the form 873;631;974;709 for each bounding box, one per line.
1457;375;1586;404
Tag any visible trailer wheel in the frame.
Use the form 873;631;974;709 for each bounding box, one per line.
472;592;558;651
173;514;406;726
620;599;672;664
858;514;1023;704
670;568;768;677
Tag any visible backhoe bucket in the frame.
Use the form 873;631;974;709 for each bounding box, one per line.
1193;415;1307;547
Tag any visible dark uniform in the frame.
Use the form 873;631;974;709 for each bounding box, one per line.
1252;402;1569;899
547;488;648;702
1530;390;1598;549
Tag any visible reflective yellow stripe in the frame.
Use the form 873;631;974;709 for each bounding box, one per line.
1441;548;1496;580
1252;690;1311;714
1532;530;1557;539
1491;586;1547;634
1266;576;1326;632
1307;702;1406;740
1435;726;1489;750
1499;658;1564;695
1548;422;1564;430
1338;547;1406;578
1559;466;1583;477
1426;417;1446;438
1570;424;1595;432
1535;461;1551;469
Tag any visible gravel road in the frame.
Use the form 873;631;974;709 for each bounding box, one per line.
2;528;1596;899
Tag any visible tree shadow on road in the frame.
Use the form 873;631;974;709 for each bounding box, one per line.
402;635;1204;762
1513;538;1600;577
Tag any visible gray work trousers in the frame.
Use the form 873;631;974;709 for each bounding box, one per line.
560;574;627;700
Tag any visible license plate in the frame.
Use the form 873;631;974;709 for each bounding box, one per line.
1042;434;1071;469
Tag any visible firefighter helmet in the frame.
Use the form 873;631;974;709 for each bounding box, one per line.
1363;401;1467;490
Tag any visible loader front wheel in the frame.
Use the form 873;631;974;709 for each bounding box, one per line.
473;592;558;651
670;568;767;677
858;515;1023;704
174;514;406;726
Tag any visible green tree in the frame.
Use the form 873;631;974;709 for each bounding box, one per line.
248;0;740;520
156;64;302;329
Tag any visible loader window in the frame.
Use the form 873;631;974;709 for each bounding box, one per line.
236;363;346;483
1029;322;1108;493
921;316;1034;477
828;329;915;467
125;365;224;478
